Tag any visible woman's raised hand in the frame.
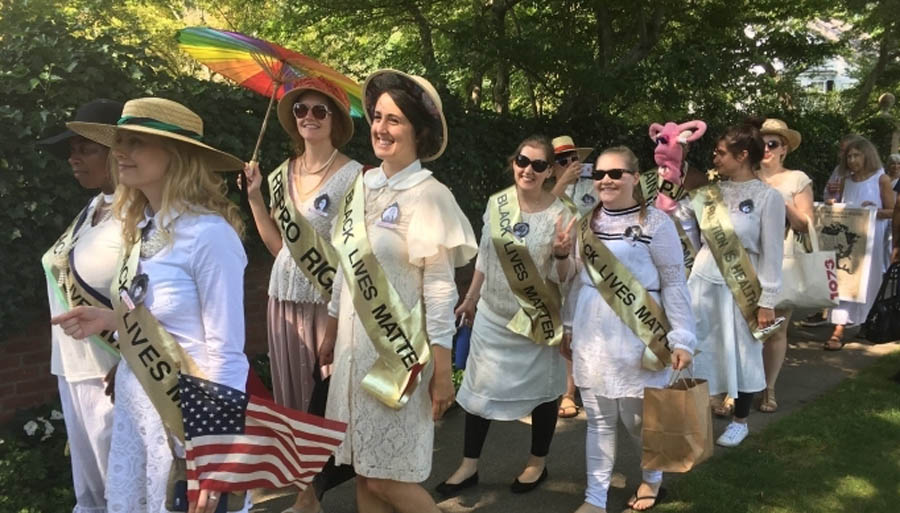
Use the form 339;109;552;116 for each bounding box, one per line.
552;214;577;259
240;161;264;202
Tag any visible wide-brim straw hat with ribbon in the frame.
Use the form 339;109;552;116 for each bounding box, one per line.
362;69;448;162
552;135;594;162
760;118;802;153
277;76;354;152
38;98;124;159
67;97;243;171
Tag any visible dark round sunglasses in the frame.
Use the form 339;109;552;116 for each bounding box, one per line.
514;154;550;173
591;168;631;180
555;152;578;166
293;103;332;120
765;140;782;150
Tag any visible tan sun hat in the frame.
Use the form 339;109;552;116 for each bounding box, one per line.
552;135;593;162
276;76;354;152
760;118;802;152
362;69;448;162
67;97;243;171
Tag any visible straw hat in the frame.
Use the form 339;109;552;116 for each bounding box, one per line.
38;99;123;159
362;69;448;162
760;118;802;152
67;97;243;171
276;76;354;151
552;135;593;162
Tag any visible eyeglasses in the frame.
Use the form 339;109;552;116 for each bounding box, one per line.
655;135;670;145
293;103;332;120
514;154;550;173
765;140;782;150
555;152;578;166
591;169;631;180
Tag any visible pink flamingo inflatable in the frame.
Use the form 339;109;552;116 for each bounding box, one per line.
648;120;707;213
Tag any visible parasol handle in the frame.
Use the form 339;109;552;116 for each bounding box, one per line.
250;88;279;164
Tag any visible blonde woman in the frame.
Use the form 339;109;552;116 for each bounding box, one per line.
53;97;249;513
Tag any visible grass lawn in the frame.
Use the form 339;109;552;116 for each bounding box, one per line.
657;350;900;513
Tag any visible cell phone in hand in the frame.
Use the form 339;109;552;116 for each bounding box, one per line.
580;163;594;178
753;316;786;341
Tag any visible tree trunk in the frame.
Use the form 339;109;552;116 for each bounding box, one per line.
405;1;443;89
849;29;897;120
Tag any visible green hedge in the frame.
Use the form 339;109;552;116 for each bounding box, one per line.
0;1;868;339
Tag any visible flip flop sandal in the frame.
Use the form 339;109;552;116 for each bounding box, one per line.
626;487;667;511
758;388;778;413
558;395;580;418
712;396;734;417
824;335;845;351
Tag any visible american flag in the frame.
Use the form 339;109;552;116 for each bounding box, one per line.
179;374;347;502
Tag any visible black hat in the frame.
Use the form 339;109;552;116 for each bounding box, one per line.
38;99;124;159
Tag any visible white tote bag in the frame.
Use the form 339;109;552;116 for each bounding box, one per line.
775;216;840;310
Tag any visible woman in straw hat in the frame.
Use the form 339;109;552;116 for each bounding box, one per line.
318;69;477;513
38;98;123;513
550;135;596;215
241;76;362;513
754;118;813;412
52;97;250;513
822;135;894;350
438;135;576;497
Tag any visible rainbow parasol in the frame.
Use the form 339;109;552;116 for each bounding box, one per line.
177;26;363;162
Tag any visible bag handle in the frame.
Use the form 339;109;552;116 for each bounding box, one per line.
667;366;699;388
803;214;821;252
783;226;797;257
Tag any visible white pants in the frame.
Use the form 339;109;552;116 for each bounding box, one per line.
58;376;114;513
580;390;663;509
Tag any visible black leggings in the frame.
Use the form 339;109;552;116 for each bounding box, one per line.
309;365;356;500
463;399;559;459
734;391;755;419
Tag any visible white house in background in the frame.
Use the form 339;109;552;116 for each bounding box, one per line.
797;18;858;93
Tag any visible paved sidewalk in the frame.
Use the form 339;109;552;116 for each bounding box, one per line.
253;319;899;513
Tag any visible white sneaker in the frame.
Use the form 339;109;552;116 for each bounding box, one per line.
716;421;749;447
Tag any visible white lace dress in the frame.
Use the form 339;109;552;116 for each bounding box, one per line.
564;205;696;398
456;197;573;420
688;180;785;397
106;211;249;513
326;162;477;482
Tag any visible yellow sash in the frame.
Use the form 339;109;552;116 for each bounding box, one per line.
333;174;430;409
488;187;564;346
673;221;697;277
267;160;345;299
41;199;119;355
691;184;769;341
112;238;206;441
578;213;671;371
639;169;659;205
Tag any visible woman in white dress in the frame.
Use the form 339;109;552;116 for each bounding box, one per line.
756;118;813;412
824;135;894;349
318;70;477;513
241;77;362;513
38;98;123;513
53;97;249;513
690;123;784;447
439;135;576;496
563;146;695;513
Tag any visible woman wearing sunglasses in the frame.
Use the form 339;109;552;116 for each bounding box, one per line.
562;147;695;513
241;77;362;513
689;123;785;447
439;135;576;497
754;118;812;413
550;135;597;216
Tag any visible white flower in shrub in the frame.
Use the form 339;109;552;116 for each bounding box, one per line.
23;420;39;436
40;418;55;441
50;409;64;420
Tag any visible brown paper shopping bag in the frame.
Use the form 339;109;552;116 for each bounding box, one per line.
641;374;714;472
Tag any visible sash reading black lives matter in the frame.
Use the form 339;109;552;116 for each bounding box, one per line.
112;238;206;441
41;197;119;356
268;160;344;299
333;174;429;410
489;186;564;346
578;214;671;371
691;183;769;341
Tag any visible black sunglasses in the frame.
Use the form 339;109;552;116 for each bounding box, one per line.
591;169;631;180
514;154;550;173
765;140;782;150
555;152;578;166
293;103;332;120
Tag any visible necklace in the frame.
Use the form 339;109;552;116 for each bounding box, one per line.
300;149;338;175
294;149;339;200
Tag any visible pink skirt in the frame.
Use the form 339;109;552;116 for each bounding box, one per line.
266;298;331;412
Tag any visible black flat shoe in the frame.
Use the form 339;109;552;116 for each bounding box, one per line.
510;467;547;494
435;473;478;497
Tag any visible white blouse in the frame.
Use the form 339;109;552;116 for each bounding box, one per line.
48;193;121;382
691;179;785;308
134;209;248;391
268;160;362;303
564;205;696;397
